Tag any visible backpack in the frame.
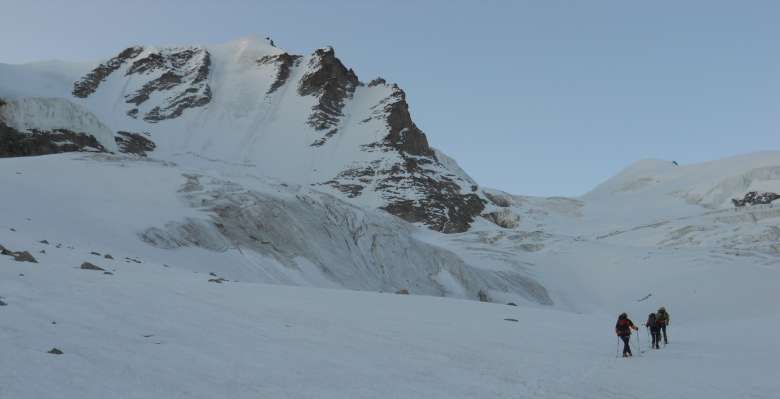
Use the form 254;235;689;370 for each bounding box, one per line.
656;311;668;325
616;318;631;335
646;313;656;327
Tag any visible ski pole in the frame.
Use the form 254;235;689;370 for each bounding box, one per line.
616;337;620;358
636;329;641;356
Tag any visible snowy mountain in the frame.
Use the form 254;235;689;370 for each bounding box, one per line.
1;36;484;233
1;36;779;398
1;35;778;306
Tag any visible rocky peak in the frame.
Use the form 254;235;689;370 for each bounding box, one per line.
381;85;435;158
298;47;360;144
63;39;489;233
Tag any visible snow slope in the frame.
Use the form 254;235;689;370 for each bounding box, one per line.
0;153;549;305
1;243;777;399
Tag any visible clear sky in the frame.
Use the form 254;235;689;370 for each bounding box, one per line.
1;0;778;196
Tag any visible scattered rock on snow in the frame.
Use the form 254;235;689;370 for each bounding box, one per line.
90;251;101;256
80;262;105;271
39;240;49;245
0;299;7;306
478;290;490;303
484;192;513;208
482;208;520;229
12;251;37;263
504;318;519;322
507;302;518;307
208;277;227;284
47;348;63;355
396;289;410;295
104;254;114;259
0;244;38;263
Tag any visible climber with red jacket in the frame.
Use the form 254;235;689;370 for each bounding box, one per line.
615;312;639;357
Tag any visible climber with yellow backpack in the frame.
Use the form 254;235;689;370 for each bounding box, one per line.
656;307;670;345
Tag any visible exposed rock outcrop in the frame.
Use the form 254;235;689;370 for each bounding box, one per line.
318;80;484;232
258;53;303;94
124;47;212;122
0;123;107;157
0;97;118;152
73;46;144;98
298;47;360;144
115;131;156;156
380;85;434;158
732;191;780;207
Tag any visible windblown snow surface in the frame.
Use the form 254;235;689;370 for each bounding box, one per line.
1;37;779;398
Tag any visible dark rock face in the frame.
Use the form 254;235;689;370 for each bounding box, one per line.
298;47;360;146
310;67;484;232
0;123;107;158
383;188;484;233
364;86;484;232
123;48;212;122
732;191;780;207
73;46;144;98
258;53;303;94
380;85;434;158
115;131;156;156
125;71;183;106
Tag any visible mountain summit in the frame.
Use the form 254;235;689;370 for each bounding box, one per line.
2;36;486;233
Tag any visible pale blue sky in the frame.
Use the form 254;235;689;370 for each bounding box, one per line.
1;0;778;196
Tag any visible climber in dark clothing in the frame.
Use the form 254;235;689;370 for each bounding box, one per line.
645;313;661;349
615;313;639;357
656;307;670;344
